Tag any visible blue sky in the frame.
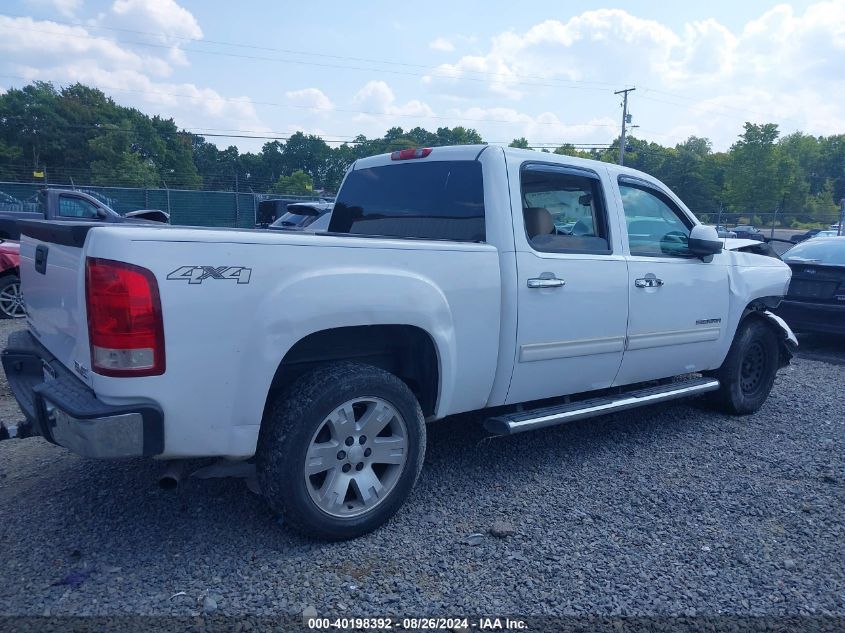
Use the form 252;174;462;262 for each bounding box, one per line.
1;0;842;152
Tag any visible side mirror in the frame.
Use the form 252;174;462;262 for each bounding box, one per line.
689;225;723;257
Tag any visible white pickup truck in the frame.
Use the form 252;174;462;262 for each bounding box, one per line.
2;145;796;540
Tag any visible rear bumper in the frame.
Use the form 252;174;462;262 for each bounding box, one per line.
774;300;845;335
1;330;164;458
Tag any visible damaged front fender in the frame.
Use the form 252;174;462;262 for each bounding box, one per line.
761;310;798;367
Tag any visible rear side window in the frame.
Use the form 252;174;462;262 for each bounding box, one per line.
520;164;610;253
329;161;485;242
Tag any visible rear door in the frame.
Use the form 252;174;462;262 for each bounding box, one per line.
506;161;629;404
613;176;730;386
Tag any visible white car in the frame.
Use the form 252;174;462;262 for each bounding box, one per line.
2;145;796;539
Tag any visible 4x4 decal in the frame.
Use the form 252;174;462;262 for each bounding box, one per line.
166;266;252;284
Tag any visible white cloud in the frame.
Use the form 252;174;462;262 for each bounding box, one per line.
352;80;434;118
109;0;202;39
425;10;679;100
0;12;268;142
423;3;845;147
285;88;333;112
0;16;170;76
98;0;202;67
449;106;617;145
429;37;455;53
27;0;83;18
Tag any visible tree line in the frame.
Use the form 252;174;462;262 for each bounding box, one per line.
0;82;843;226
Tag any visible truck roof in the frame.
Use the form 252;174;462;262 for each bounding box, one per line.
353;144;662;187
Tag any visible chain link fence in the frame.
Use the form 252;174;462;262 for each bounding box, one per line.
0;181;328;228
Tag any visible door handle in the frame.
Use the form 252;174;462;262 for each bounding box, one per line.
635;277;664;288
527;276;565;289
35;245;48;275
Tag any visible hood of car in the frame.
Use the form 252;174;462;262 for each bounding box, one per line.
722;238;762;250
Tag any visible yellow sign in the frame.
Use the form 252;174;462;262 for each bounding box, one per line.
33;170;44;178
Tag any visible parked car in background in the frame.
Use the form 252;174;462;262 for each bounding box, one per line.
267;202;332;231
713;225;737;238
732;225;765;241
308;211;332;232
255;198;333;228
775;237;845;334
791;228;822;243
0;189;167;240
0;240;22;319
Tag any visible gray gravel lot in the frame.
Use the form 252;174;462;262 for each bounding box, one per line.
0;317;843;621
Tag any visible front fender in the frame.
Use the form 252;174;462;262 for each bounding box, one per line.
761;310;798;366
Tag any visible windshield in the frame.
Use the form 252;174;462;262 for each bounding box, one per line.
784;239;845;265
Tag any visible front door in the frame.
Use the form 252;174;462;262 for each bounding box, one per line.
613;176;730;386
506;162;629;404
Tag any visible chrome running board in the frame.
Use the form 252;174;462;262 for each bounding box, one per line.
485;377;720;435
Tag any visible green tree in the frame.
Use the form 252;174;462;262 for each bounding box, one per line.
509;137;530;149
660;137;720;215
88;123;158;186
724;123;783;216
270;170;313;195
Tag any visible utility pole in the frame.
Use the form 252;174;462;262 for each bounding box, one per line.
615;87;635;165
771;194;785;240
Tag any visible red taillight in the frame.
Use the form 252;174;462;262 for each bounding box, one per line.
390;147;432;160
85;257;165;377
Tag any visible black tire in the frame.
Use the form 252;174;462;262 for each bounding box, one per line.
257;361;426;540
707;318;779;415
0;275;24;319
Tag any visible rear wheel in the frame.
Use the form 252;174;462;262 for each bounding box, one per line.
0;275;24;319
257;362;426;540
707;318;778;415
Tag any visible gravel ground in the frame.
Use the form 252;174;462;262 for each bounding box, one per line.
0;318;843;622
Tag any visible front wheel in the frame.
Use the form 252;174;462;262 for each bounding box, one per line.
257;362;426;540
706;318;779;415
0;275;24;319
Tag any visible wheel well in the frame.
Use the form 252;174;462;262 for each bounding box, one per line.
266;325;440;418
740;300;794;368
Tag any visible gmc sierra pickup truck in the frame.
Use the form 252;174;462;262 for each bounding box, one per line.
2;145;796;540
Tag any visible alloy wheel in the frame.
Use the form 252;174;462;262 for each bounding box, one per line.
304;397;408;518
0;281;25;318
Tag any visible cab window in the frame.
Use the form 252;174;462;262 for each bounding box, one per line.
59;196;101;219
619;179;693;257
520;165;610;253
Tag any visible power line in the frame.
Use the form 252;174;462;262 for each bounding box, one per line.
0;73;620;131
2;23;616;94
0;13;621;92
1;13;803;125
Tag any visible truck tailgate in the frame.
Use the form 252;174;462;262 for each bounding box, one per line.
18;221;93;374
